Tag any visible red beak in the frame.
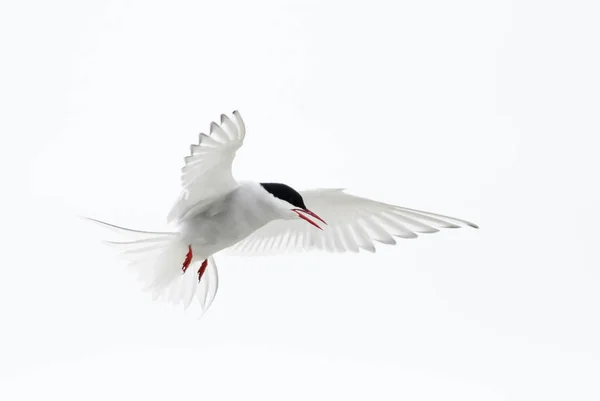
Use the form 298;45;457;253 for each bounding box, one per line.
292;208;327;230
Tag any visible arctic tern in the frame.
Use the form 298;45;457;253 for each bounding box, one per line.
87;110;478;313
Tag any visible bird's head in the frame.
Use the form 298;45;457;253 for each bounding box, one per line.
260;182;327;230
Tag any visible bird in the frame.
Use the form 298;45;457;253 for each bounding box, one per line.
85;110;478;314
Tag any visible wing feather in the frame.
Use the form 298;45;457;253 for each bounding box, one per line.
350;222;377;253
167;111;246;224
219;114;237;140
225;189;478;256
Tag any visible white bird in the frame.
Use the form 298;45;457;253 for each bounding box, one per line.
86;110;478;314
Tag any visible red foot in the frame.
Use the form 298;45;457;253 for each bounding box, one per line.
197;259;208;282
182;245;193;273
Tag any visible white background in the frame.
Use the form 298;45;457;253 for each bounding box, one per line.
1;0;599;400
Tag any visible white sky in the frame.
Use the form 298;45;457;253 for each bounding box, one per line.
1;0;599;400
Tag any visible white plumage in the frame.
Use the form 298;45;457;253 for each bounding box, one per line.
86;110;478;315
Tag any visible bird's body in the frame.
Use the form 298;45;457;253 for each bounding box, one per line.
178;181;293;260
87;110;478;314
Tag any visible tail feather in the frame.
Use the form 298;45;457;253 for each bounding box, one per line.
148;255;219;316
201;256;219;311
83;216;176;237
83;216;219;314
105;237;174;247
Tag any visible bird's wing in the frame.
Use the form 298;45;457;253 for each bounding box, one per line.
225;188;478;255
167;110;246;224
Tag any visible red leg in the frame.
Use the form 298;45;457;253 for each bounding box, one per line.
197;259;208;282
181;245;193;273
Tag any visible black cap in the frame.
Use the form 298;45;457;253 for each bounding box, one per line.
260;183;307;209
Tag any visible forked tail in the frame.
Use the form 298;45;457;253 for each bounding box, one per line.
82;217;219;314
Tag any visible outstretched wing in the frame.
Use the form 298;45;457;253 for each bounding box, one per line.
226;189;478;255
167;110;246;224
